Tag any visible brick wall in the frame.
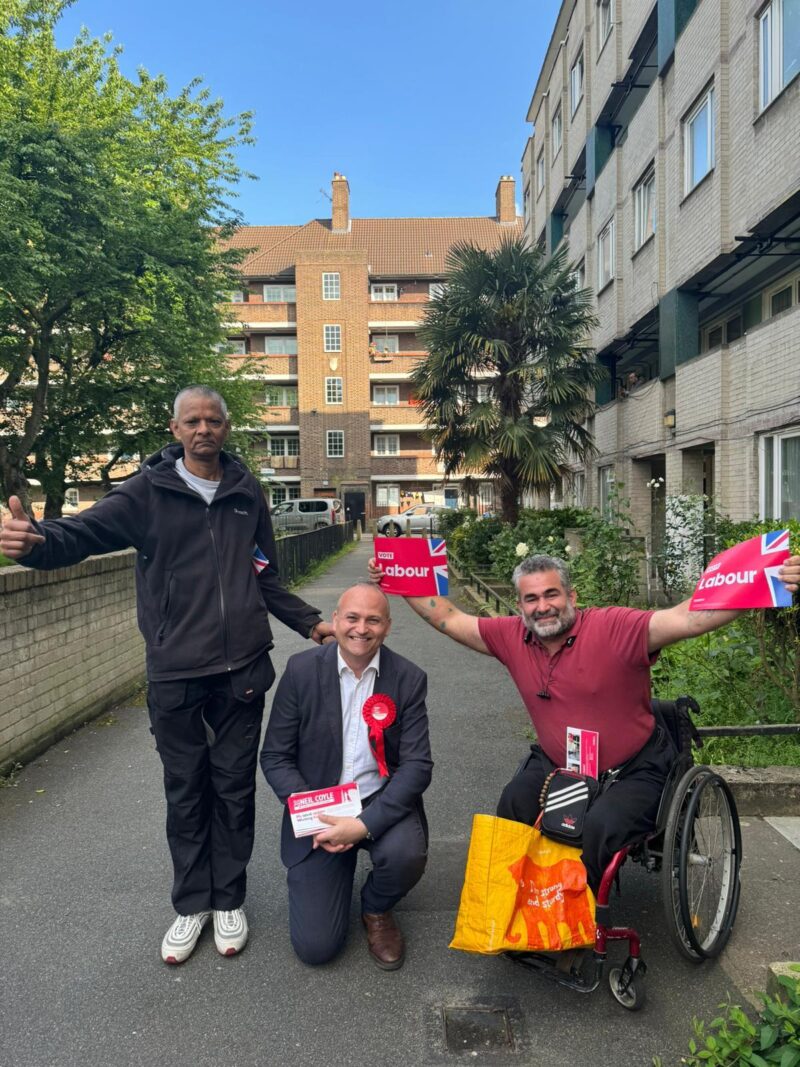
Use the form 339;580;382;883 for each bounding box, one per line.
0;551;145;773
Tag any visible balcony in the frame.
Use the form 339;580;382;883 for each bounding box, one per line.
258;406;299;425
225;302;297;325
369;456;441;476
264;455;299;470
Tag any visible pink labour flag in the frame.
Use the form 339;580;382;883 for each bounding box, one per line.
375;536;449;597
689;530;792;610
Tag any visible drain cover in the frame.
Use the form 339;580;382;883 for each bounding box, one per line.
443;1006;513;1052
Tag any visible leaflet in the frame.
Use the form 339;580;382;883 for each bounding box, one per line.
566;727;599;778
287;782;362;838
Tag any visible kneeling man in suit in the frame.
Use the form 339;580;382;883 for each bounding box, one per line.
261;581;433;970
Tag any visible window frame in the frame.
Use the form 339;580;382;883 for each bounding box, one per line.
264;385;298;407
759;0;800;110
597;216;615;291
372;385;400;406
373;433;400;456
322;272;341;300
326;430;345;458
325;376;343;404
429;282;447;299
597;0;614;51
759;428;800;520
370;283;398;302
371;334;399;354
551;104;563;158
226;338;247;356
633;164;656;251
683;86;715;195
536;149;545;195
267;435;300;457
323;324;342;352
264;337;298;355
376;484;400;508
263;284;297;303
570;49;584;116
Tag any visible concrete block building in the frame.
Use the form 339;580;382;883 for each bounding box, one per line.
222;174;522;526
523;0;800;544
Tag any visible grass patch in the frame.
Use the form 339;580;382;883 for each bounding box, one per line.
286;538;359;592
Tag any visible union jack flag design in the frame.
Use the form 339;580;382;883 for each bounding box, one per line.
690;529;792;611
374;536;449;597
251;545;269;576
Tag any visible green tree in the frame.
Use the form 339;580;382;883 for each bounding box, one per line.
413;237;604;525
0;0;257;514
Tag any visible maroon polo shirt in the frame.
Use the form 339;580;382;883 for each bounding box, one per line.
478;607;657;771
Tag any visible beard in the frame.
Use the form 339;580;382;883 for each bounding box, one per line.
523;601;577;640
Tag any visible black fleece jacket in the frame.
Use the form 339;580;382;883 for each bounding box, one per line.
21;445;322;681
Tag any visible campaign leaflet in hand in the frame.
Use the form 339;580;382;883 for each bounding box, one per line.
374;536;448;597
566;727;599;778
287;782;363;838
689;530;792;610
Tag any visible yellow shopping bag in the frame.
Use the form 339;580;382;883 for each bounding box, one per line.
450;814;596;955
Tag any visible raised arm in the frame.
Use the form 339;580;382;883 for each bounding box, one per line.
367;557;490;654
648;553;800;653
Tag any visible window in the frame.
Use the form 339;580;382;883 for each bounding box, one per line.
570;50;584;115
536;150;545;194
683;87;715;194
325;377;343;404
324;325;341;352
771;283;793;315
634;166;656;250
270;485;301;506
760;0;800;110
229;290;244;303
370;284;398;301
264;337;298;355
65;488;79;508
374;434;400;455
725;314;743;343
268;436;300;457
573;259;586;290
263;285;296;302
571;471;586;507
226;339;247;355
372;385;400;405
376;485;401;508
598;466;615;519
322;272;340;300
702;313;745;351
264;385;298;406
523;183;532;222
474;383;492;403
760;430;800;519
552;105;563;157
429;282;447;299
371;335;399;354
597;217;615;290
707;325;724;349
326;430;344;458
598;0;614;49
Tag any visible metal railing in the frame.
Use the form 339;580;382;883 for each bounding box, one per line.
448;555;516;616
273;522;353;584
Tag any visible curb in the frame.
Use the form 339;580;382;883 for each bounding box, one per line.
716;765;800;816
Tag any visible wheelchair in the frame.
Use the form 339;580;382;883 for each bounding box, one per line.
507;696;743;1011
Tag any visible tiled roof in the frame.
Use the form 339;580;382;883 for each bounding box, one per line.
225;216;524;278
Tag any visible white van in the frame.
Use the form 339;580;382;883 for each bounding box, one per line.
271;498;342;532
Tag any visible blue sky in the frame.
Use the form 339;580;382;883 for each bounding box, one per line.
57;0;561;226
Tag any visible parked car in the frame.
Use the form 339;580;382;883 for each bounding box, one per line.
271;498;342;532
375;504;448;537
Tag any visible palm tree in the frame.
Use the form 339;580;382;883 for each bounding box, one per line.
414;237;604;525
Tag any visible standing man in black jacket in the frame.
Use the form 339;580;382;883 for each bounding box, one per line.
0;386;333;965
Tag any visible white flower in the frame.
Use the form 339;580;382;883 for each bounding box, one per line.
564;544;572;553
547;536;554;543
515;542;529;557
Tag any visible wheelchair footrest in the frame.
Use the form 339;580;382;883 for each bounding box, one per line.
503;949;603;994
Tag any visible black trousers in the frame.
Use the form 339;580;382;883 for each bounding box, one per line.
496;728;675;892
286;804;428;966
147;668;268;914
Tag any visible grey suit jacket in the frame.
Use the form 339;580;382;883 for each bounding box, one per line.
260;641;433;867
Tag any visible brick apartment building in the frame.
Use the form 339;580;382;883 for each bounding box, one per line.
523;0;800;545
221;173;522;526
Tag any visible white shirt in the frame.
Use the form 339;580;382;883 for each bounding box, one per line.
337;648;384;801
175;457;219;504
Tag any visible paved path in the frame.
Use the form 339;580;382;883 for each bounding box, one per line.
2;539;799;1067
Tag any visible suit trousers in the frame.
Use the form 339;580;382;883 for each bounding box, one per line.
148;673;266;914
496;727;675;892
286;804;428;966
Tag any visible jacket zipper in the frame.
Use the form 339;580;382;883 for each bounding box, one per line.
207;506;232;671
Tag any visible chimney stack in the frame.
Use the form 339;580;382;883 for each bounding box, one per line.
495;175;516;224
332;172;350;232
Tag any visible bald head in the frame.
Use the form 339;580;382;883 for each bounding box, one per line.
333;582;392;674
336;580;391;618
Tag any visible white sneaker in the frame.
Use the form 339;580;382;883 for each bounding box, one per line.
161;911;211;965
213;907;248;957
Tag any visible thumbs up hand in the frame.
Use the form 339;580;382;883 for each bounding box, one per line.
0;495;46;558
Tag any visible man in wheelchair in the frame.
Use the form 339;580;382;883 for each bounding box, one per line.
369;551;800;893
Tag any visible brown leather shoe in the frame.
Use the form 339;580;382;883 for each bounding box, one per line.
362;911;405;971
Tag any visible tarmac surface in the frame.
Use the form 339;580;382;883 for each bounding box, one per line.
2;537;799;1067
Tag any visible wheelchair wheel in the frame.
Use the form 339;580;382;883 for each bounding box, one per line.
608;962;647;1011
661;766;741;961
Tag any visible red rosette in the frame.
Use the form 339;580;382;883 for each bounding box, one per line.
362;694;397;777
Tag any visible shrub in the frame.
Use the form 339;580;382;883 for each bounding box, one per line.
436;507;476;539
489;507;591;583
569;488;644;607
448;515;504;571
